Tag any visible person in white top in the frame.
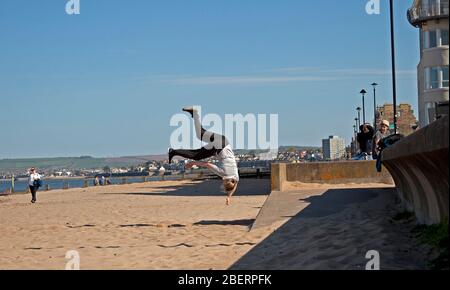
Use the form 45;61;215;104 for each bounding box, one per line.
169;106;239;205
28;167;42;203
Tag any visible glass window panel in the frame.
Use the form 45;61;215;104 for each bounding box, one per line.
425;67;431;89
423;31;430;49
443;67;449;88
441;30;449;46
429;30;438;47
431;67;439;89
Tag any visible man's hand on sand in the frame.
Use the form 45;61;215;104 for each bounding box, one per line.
226;197;231;206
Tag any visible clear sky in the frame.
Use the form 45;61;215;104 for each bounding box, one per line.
0;0;420;158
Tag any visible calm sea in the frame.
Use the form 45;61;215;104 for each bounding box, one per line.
0;175;187;193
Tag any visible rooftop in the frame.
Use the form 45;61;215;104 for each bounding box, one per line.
408;0;449;27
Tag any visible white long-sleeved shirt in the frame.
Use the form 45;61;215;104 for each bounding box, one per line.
28;173;41;186
208;145;239;181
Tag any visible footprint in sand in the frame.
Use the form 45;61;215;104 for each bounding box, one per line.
119;224;154;228
66;224;96;229
205;243;232;248
158;243;194;248
235;242;257;246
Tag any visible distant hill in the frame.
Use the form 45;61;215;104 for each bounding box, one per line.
0;146;321;173
0;155;167;174
279;146;322;152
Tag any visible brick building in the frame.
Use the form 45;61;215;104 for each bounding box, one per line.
376;103;418;136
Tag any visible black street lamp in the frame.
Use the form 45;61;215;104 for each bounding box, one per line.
356;108;361;128
360;89;367;124
389;0;398;134
371;82;379;128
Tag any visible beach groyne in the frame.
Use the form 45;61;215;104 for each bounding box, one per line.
271;161;393;192
382;115;449;225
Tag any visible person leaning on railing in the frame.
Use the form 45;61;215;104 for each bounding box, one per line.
372;120;391;160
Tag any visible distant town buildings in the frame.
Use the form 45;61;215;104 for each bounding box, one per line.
376;103;418;136
322;136;346;160
0;147;330;180
408;0;449;127
256;150;278;160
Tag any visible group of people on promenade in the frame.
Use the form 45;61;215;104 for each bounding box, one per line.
355;119;392;160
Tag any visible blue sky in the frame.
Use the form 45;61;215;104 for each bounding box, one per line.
0;0;420;158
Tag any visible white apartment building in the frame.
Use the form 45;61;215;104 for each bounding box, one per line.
408;0;449;127
322;136;346;160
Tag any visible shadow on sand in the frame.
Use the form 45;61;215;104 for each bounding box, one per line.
105;178;271;197
230;187;396;270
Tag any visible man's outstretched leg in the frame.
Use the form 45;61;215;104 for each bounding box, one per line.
169;147;218;163
183;106;228;149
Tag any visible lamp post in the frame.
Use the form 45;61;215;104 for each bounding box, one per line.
354;119;359;152
360;89;367;124
356;107;361;128
371;82;379;128
389;0;398;134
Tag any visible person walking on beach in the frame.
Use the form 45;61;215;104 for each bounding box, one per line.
169;106;239;205
28;168;42;203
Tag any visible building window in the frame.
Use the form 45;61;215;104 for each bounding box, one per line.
441;0;449;14
429;30;438;48
431;67;439;88
423;29;449;49
423;31;429;48
443;67;449;88
442;30;449;46
425;102;436;125
425;0;440;15
425;66;449;90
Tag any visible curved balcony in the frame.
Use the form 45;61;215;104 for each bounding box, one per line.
408;2;449;27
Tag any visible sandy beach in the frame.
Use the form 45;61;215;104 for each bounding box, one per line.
0;179;430;270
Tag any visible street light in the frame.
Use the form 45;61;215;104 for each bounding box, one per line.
356;108;361;128
360;89;367;124
371;82;379;128
389;0;398;134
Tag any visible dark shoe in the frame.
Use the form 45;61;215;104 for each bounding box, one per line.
182;106;196;118
31;199;36;203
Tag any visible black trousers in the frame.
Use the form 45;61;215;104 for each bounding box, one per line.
29;186;38;201
172;127;229;161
